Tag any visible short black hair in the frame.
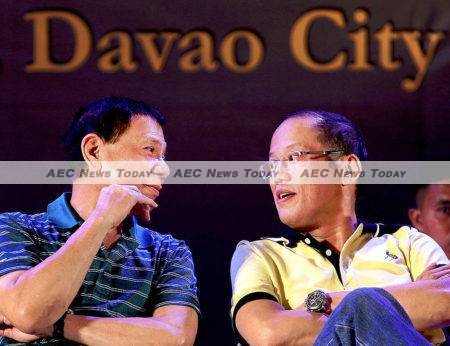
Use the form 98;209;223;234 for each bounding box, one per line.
285;110;368;161
413;184;429;208
63;96;166;161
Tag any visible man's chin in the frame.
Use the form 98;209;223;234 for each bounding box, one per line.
278;213;298;228
278;212;308;230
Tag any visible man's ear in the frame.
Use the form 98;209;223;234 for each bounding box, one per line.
342;154;362;186
80;134;103;168
408;208;423;231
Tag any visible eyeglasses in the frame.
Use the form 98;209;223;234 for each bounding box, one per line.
283;150;344;161
259;149;344;179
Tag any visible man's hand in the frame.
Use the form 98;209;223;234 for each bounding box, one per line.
90;184;158;228
0;314;52;342
417;263;450;281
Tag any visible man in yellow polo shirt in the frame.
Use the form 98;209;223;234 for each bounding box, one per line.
230;110;450;345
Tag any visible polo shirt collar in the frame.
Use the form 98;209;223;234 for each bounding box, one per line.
281;222;365;249
129;217;153;249
47;193;152;249
47;192;83;229
112;216;151;250
281;225;344;282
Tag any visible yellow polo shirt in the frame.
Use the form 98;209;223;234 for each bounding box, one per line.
230;223;449;344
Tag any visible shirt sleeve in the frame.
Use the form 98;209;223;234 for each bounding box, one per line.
230;240;279;318
393;226;449;345
0;213;40;276
152;239;200;315
402;226;449;281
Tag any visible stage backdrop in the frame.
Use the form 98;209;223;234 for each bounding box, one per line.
1;1;449;344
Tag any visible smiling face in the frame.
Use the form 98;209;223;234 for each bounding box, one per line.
98;115;169;201
269;116;346;230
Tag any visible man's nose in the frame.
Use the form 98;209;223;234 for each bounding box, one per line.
152;159;170;181
272;162;293;184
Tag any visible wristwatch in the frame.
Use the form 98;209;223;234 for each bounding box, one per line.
304;290;331;314
53;309;74;338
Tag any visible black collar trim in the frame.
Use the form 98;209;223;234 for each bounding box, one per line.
279;223;404;284
281;226;342;282
281;222;403;250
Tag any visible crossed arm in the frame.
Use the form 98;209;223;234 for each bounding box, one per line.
236;299;328;346
62;305;197;346
235;266;450;345
1;303;198;345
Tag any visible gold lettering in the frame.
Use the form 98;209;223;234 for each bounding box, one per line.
349;8;373;71
400;31;445;92
97;31;138;73
178;31;219;72
135;32;180;73
24;10;92;72
374;22;401;71
220;31;264;72
290;9;346;72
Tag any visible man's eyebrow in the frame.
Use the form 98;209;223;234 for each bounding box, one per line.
141;137;168;156
269;143;306;158
142;136;167;146
436;199;450;206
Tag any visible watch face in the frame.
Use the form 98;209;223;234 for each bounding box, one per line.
306;290;326;311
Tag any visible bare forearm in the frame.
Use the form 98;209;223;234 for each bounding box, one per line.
384;278;450;330
3;216;108;331
266;310;327;346
64;315;190;346
237;300;327;345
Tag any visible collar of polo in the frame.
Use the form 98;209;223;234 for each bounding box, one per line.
280;222;398;250
47;192;151;249
47;192;83;229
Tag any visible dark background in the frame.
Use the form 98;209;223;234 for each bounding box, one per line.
1;1;449;344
